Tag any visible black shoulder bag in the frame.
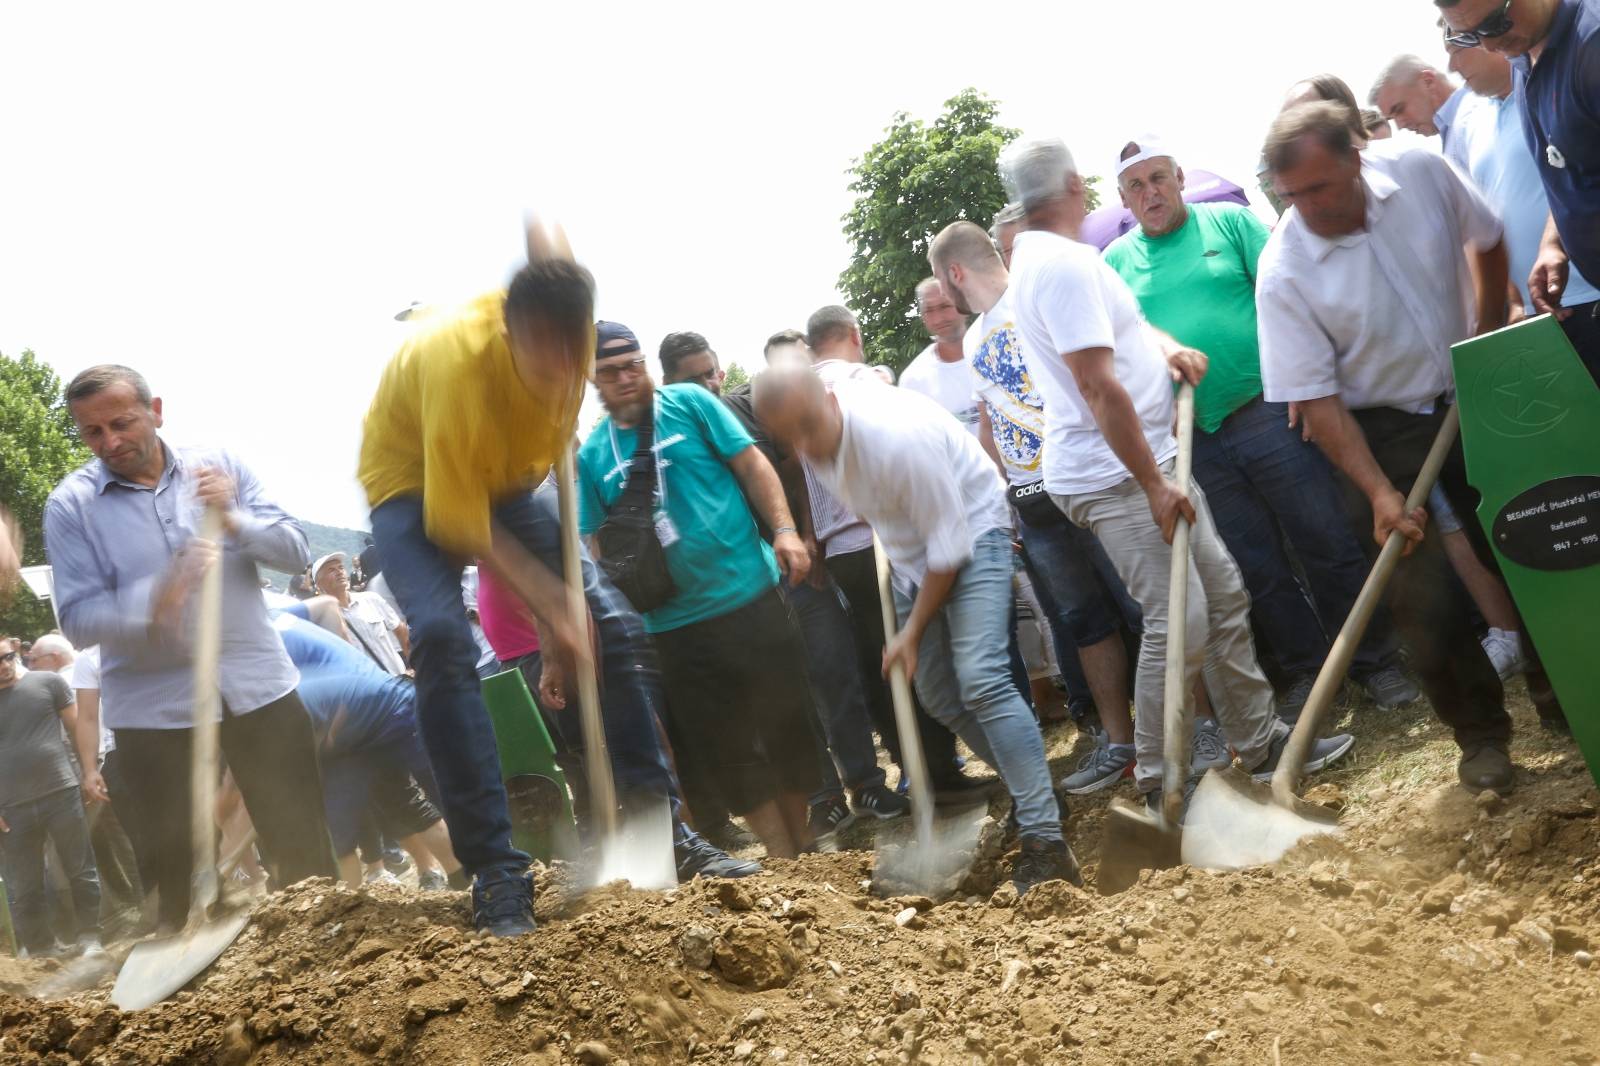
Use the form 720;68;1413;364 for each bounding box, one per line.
596;411;678;613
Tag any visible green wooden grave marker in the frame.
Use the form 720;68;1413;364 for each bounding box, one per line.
481;668;579;862
1454;315;1600;788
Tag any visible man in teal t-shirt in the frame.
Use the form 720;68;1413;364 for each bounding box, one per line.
577;321;822;860
1103;138;1417;720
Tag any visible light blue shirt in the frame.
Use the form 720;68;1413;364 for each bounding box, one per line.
1436;87;1600;314
44;442;308;729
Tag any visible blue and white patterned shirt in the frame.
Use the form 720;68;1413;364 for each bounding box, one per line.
965;287;1046;487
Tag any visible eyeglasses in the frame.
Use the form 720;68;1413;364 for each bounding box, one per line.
1444;0;1515;48
594;357;648;383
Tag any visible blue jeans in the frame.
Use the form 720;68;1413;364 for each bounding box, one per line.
372;485;685;878
1192;397;1399;680
784;580;888;803
893;529;1061;841
0;786;101;951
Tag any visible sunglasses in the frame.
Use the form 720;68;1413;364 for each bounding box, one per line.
594;357;648;383
1444;0;1515;48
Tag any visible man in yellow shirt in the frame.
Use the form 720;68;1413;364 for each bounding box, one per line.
358;255;596;937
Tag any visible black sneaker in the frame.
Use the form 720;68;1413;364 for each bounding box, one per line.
676;834;762;881
1277;675;1316;725
702;818;760;852
852;784;910;820
471;871;536;938
1011;836;1083;895
808;795;856;843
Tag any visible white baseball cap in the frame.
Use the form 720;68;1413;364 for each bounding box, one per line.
1116;134;1178;177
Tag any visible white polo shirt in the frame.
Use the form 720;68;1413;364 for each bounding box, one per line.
1009;230;1178;496
810;380;1010;586
1256;145;1504;412
804;358;894;558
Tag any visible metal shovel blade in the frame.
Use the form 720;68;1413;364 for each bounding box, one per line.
1096;797;1182;895
593;793;678;891
110;909;250;1011
872;797;990;900
1180;766;1339;871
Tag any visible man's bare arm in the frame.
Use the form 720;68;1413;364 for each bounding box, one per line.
1472;240;1511;335
727;445;810;585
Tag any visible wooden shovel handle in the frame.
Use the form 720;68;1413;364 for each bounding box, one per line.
1159;383;1196;829
557;448;617;839
1270;405;1461;805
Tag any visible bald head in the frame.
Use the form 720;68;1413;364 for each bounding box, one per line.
753;358;841;463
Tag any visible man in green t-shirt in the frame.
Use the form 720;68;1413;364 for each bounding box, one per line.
577;322;823;859
1103;136;1417;721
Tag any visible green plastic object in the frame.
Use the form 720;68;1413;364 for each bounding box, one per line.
481;669;579;862
1453;315;1600;789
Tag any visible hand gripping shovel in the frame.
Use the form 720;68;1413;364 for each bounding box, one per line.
557;448;676;891
869;537;986;900
1097;382;1196;895
114;507;251;1010
1182;406;1462;870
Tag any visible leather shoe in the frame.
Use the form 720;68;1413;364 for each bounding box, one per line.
1458;743;1515;796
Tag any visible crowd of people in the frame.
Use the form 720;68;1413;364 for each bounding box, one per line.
2;0;1596;952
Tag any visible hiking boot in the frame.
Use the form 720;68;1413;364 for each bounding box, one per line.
1481;628;1527;681
1249;728;1355;783
1361;666;1420;710
701;818;760;852
852;784;910;820
1191;718;1231;774
1058;737;1135;795
471;871;536;938
807;795;855;851
417;868;448;892
1276;675;1316;725
1011;836;1084;895
676;834;762;881
1458;742;1515;796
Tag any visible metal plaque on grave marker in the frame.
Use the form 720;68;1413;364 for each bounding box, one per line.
1454;316;1600;789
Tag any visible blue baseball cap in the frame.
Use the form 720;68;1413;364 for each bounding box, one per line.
595;320;641;358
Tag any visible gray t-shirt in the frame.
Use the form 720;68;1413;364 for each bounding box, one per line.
0;671;78;807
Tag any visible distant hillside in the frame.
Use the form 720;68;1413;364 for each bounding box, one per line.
262;520;370;589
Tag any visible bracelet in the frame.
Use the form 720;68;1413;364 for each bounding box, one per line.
774;526;798;536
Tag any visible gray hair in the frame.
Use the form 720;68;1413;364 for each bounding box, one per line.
1368;54;1432;105
998;137;1079;211
66;365;153;406
988;202;1026;240
1263;101;1360;175
805;304;859;350
30;633;74;659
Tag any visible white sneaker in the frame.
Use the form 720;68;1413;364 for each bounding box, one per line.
1481;628;1526;681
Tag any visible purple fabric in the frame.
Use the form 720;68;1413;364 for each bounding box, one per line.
1079;169;1250;251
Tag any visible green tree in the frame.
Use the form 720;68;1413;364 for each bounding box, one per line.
839;89;1098;374
722;362;750;391
0;351;90;638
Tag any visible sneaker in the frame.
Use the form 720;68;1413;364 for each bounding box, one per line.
1361;666;1420;710
1143;775;1201;821
676;834;762;881
382;846;413;878
701;818;760;852
807;795;856;848
1190;718;1231;774
1458;742;1515;796
1249;729;1355;783
1058;737;1135;795
929;769;999;805
1011;836;1084;895
363;867;402;887
417;869;448;892
1277;675;1316;725
852;784;910;820
1481;628;1527;681
471;871;536;937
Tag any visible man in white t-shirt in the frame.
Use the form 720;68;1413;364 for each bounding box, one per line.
312;553;410;676
899;278;981;437
997;135;1353;807
756;361;1080;896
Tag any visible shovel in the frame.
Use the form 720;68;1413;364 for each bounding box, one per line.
869;537;986;899
113;507;253;1011
1097;383;1196;895
556;448;677;891
1182;406;1462;870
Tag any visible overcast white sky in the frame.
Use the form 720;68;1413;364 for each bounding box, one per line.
2;1;1450;529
